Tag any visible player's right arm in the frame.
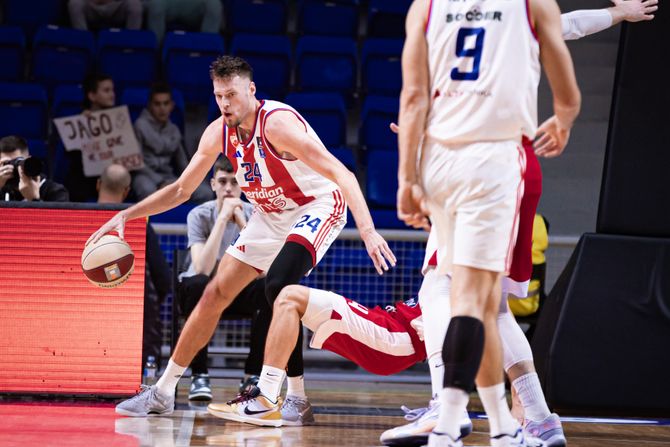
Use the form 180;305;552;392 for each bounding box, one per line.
530;0;581;158
87;118;223;244
397;0;431;230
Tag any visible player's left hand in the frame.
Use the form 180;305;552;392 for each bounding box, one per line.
18;166;40;201
534;115;571;158
361;229;396;275
397;182;430;231
611;0;657;22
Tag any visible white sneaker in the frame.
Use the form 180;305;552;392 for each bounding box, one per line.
491;427;545;447
426;431;463;447
380;400;472;446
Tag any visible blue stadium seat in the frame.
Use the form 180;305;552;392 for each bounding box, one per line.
367;0;412;38
229;0;287;35
330;146;356;173
162;31;225;103
32;26;95;93
0;26;26;81
295;36;357;95
298;0;359;37
97;29;158;93
366;149;398;208
120;87;186;133
0;82;48;140
230;34;291;98
27;139;49;161
4;0;63;37
361;95;398;151
285;92;347;149
52;84;84;118
362;38;403;96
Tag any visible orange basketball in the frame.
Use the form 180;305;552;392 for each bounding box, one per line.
81;235;134;288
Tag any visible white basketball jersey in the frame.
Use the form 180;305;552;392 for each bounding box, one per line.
425;0;540;144
223;100;340;214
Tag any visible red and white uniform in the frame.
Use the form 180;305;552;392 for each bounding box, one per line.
302;289;426;376
223;100;347;272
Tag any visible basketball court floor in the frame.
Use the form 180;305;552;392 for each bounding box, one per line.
1;379;669;446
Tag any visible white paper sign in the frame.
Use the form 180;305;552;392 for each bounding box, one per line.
53;106;144;177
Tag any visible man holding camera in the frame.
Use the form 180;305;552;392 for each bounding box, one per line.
0;136;69;202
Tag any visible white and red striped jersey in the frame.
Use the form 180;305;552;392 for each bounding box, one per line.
222;100;339;214
425;0;540;144
310;297;426;376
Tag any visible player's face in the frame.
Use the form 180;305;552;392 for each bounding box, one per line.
211;170;240;200
213;75;256;128
148;92;174;124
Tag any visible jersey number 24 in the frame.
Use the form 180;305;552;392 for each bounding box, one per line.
451;27;486;81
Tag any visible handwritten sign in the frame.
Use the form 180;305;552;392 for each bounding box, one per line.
53;106;144;177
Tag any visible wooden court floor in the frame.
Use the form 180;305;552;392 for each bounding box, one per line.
1;379;669;446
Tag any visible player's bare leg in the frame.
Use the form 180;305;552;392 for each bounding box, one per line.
116;254;259;417
171;254;259;368
208;285;311;427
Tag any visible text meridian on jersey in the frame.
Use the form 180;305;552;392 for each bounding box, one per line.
446;10;502;23
244;184;285;200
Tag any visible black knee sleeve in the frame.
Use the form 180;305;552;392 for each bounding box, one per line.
442;316;485;393
264;241;314;306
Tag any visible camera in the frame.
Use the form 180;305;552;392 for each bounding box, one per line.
1;156;43;188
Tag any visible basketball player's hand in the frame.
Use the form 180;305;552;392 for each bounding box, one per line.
17;166;40;201
87;212;127;245
534;116;571;158
397;182;430;231
611;0;657;22
361;229;396;275
389;122;400;134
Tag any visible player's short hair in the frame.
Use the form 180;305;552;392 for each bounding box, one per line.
213;156;234;175
209;56;253;82
0;135;28;154
149;81;172;102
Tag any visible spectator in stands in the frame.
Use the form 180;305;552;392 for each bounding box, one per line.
133;82;212;203
68;0;143;31
177;156;269;400
0;136;69;202
97;163;131;203
65;73;117;203
146;0;223;42
97;162;171;370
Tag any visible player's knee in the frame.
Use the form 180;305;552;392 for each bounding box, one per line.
202;277;235;308
274;285;307;315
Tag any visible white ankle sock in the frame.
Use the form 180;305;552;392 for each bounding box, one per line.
156;359;187;397
427;353;445;397
512;372;551;422
435;387;469;439
477;383;519;437
257;365;286;403
286;375;307;398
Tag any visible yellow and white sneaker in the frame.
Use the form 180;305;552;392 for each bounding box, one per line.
208;386;282;427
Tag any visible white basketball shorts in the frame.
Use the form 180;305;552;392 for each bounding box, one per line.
420;139;526;274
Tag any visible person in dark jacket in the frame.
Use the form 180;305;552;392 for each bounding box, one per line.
0;136;69;202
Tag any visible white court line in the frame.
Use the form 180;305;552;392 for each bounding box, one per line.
175;410;195;447
472;413;661;425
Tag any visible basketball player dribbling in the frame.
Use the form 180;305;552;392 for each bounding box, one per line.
397;0;581;445
88;56;396;420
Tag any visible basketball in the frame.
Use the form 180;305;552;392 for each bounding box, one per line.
81;235;134;288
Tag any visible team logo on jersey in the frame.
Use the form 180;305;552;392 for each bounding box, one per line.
256;137;266;158
235;150;242;158
230;133;238;146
